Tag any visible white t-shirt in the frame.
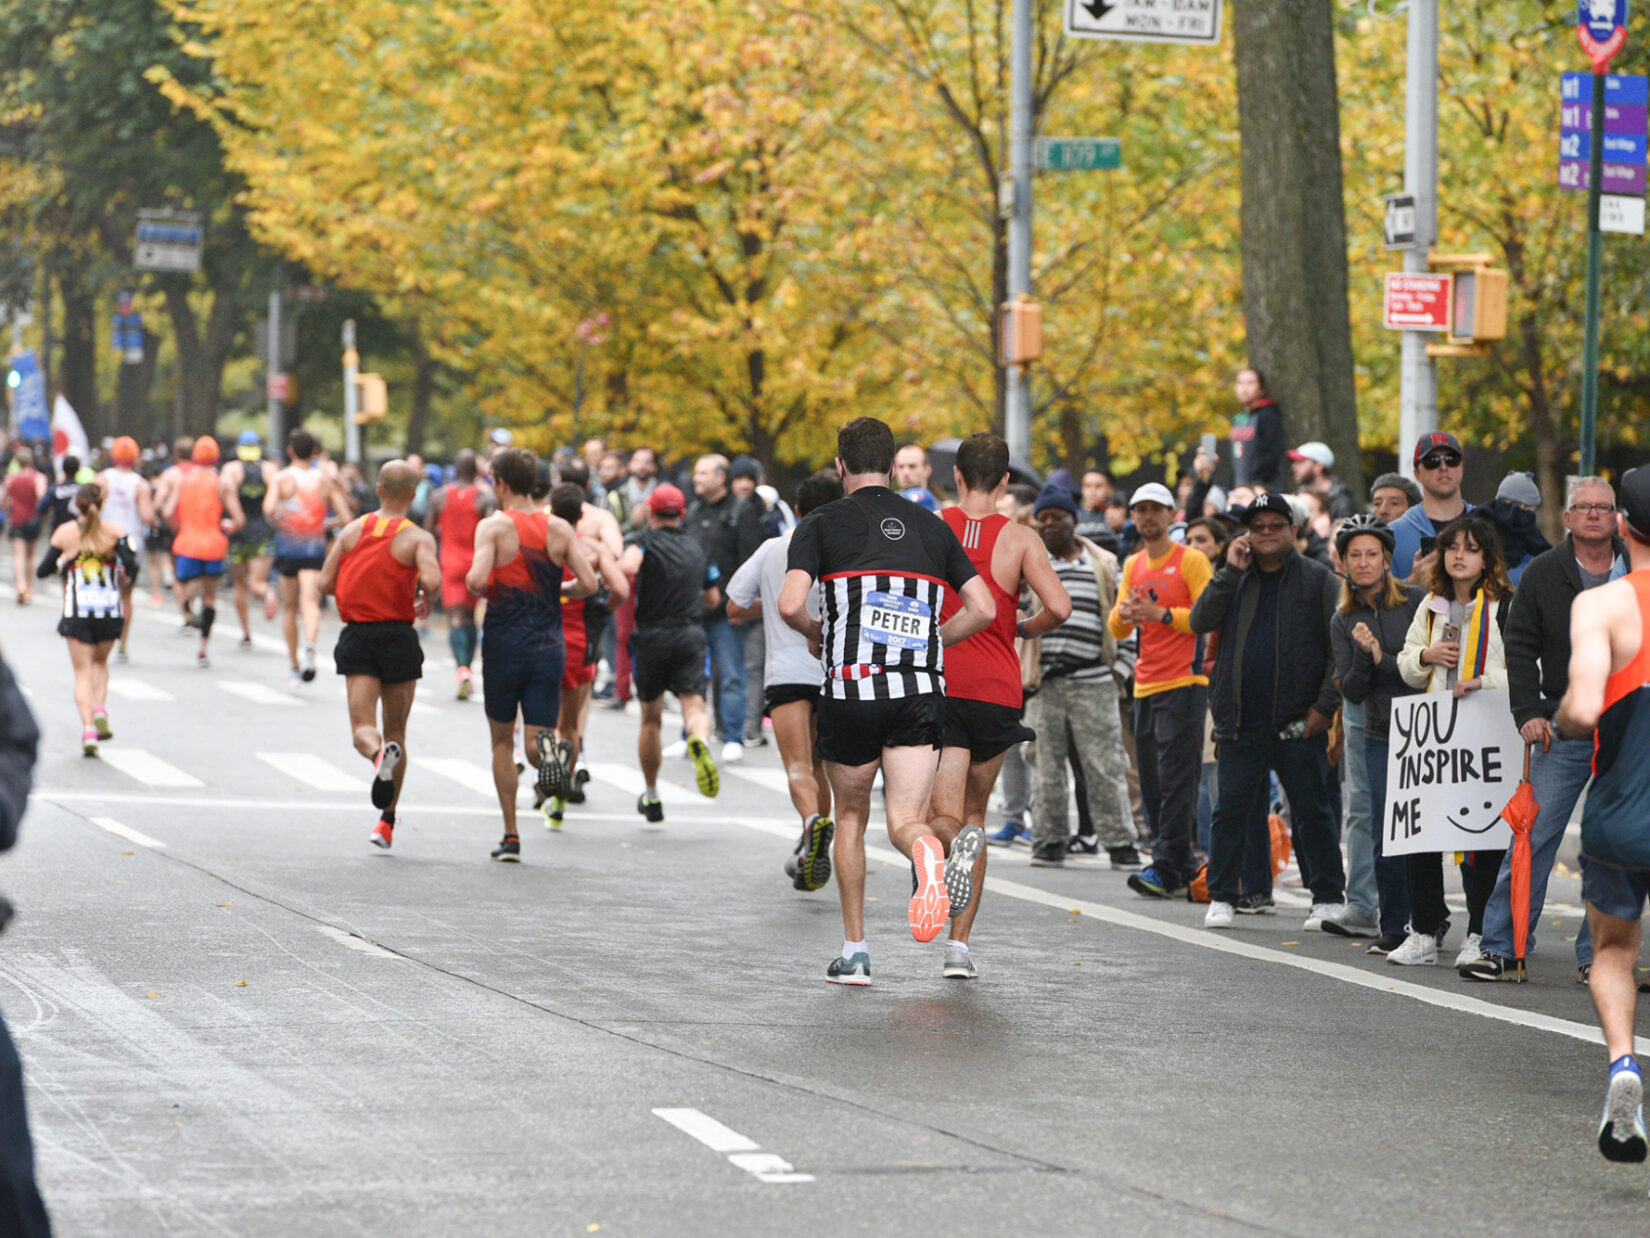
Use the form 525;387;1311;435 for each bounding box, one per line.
726;530;823;690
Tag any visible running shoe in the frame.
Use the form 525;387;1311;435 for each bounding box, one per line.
91;708;112;742
372;741;402;811
1322;910;1380;938
370;818;393;850
300;643;317;682
944;824;986;918
196;650;210;669
1028;843;1066;867
661;738;690;760
686;735;720;798
490;835;521;863
81;726;99;758
1106;844;1144;872
826;952;871;986
456;666;472;700
1204;901;1235;929
987;820;1028;847
567;763;590;805
534;730;571;799
239;635;254;651
720;740;744;764
783;853;806;889
1236;894;1276;915
1067;834;1101;857
908;834;952;943
1599;1060;1649;1163
1386;931;1437;966
1366;932;1406;956
795;815;835;892
1304;902;1349;932
285;668;302;692
115;646;129;664
1579;964;1594;985
1453;932;1483;971
1127;867;1184;899
637;790;664;824
1460;951;1526;982
543;797;565;831
941;942;978;980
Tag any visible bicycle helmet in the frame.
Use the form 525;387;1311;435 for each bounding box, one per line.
1334;512;1395;559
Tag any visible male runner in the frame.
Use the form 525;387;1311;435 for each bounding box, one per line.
1555;465;1650;1170
163;437;244;669
320;460;442;850
266;429;351;687
542;482;630;829
779;417;995;986
931;433;1072;979
222;430;279;647
726;470;844;891
427;450;494;699
97;436;153;662
467;448;596;862
150;436;193;620
618;484;724;823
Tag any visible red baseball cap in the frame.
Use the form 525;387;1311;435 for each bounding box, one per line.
648;483;686;516
1412;431;1462;465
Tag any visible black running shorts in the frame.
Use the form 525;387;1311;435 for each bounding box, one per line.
633;624;708;704
815;692;943;768
334;621;425;685
764;682;821;716
941;697;1035;762
57;616;123;645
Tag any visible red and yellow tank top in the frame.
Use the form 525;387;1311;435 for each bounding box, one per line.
1119;542;1209;697
937;509;1022;708
439;485;483;565
483;509;563;660
337;515;417;624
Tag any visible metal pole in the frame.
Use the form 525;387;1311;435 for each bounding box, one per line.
1003;0;1033;463
343;318;361;465
1579;69;1606;477
267;288;284;450
1399;0;1438;481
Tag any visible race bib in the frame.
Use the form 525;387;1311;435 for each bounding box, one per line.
861;590;930;652
75;564;119;615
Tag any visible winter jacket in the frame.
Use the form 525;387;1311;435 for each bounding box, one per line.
1471;498;1554;584
1331;582;1424;744
1388;499;1468;581
1504;533;1628;727
1230;398;1285;490
1397;591;1510;694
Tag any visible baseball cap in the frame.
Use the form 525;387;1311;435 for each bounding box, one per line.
192;436;221;465
237;429;262;462
110;436;139;466
648;483;686;517
1413;431;1463;465
1242;491;1296;527
901;486;938;511
1128;481;1176;510
1620;467;1650;540
488;427;514;447
1287;441;1335;469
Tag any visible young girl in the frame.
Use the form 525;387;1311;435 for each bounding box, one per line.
38;485;138;756
1392;515;1512;968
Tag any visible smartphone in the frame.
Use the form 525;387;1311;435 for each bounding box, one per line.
1200;432;1217;460
1419;535;1438;558
1443;621;1461;644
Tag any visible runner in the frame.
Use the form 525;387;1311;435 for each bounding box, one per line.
542;482;630;830
778;417;995;986
36;484;138;754
319;460;442;850
265;429;350;687
427;450;494;699
1555;465;1650;1171
151;437;193;621
5;446;46;606
617;483;724;825
726;470;845;890
221;430;279;648
163;437;243;669
466;448;596;862
96;437;152;663
931;433;1072;979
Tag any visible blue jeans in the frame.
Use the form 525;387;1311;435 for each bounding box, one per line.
1209;729;1345;905
1197;762;1217;855
1364;737;1412;937
1479;736;1595;964
1341;703;1379;922
702;616;749;747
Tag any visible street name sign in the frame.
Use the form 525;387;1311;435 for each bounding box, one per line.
1064;0;1221;45
1034;138;1121;171
1384;273;1452;332
134;210;204;273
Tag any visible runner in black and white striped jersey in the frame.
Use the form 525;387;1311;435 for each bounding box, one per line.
780;417;995;987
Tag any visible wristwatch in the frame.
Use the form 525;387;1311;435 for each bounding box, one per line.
1158;610;1173;625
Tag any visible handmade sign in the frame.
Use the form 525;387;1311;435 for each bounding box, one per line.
1383;690;1523;856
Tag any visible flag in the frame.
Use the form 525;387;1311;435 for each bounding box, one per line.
51;393;88;464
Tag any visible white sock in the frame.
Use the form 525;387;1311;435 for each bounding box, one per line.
945;939;970;953
645;786;657;796
841;939;867;960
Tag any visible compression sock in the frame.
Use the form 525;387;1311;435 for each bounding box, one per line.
841;939;867;961
199;606;215;639
448;624;467;666
381;809;396;826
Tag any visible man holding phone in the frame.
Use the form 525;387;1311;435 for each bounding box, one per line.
1391;431;1469;581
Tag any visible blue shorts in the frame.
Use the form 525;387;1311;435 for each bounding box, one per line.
174;555;224;582
482;654;564;728
1581;853;1650;922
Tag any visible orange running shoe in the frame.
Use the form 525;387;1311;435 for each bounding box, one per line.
370;818;393;850
908;834;951;943
456;666;472;700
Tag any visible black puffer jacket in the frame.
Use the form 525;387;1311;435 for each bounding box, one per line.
1331;582;1424;744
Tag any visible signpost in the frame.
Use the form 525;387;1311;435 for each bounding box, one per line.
1384;194;1417;249
1383;273;1452;332
1034;137;1121;171
1063;0;1221;45
133;209;204;273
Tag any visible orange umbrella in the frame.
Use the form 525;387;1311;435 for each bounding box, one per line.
1498;742;1541;977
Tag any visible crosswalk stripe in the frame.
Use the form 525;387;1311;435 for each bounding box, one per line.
90;816;166;849
584;761;702;805
255;752;364;792
220;680;303;707
96;748;204;788
106;679;175;702
723;766;790;797
421;757;499;798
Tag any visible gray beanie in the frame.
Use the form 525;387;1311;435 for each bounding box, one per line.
1370;472;1422;507
1495;471;1542;509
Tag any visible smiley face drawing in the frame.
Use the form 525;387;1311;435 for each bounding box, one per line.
1447;799;1502;834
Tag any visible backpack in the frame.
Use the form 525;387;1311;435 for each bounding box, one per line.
1187;814;1293;902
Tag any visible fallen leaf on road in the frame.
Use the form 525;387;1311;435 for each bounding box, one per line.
145;992;162;999
216;902;233;908
1281;941;1300;947
1069;909;1081;916
121;850;134;856
235;980;247;987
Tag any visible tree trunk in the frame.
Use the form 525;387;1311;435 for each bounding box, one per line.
1232;0;1362;497
404;318;436;457
164;283;240;437
57;269;98;442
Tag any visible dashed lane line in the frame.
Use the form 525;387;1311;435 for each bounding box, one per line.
314;925;403;958
89;816;166;849
652;1107;813;1185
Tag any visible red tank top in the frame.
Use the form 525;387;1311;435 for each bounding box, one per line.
173;468;228;560
939;508;1022;707
439;485;482;563
5;471;39;524
337;515;418;623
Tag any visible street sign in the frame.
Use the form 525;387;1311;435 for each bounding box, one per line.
1034;137;1121;171
1384;273;1452;332
1562;71;1648;105
1559;157;1647;192
1579;0;1628;67
1603;192;1647;232
1063;0;1221;45
267;372;294;404
1559;99;1649;130
6;349;49;440
134;210;204;273
1384;194;1417;249
1558;72;1648;192
1560;130;1649;162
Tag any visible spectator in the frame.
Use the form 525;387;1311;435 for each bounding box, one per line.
341;460;379;516
1390;431;1468;581
1325;516;1422;951
1081;469;1113;521
1108;482;1213;899
1025;483;1139;869
990;482;1042;846
726;456;768;745
1289;493;1333;566
1184;517;1229;853
597;450;628;499
1394;514;1512;968
1369;473;1421;523
1463;476;1627;982
1288;441;1356;520
1230;367;1286;491
1473;472;1552;584
1190;492;1350;932
729;456;763;502
683;453;768;762
893;442;931;491
582;437;608;498
608;447;660;532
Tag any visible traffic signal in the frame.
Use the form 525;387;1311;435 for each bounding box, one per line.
5;364;18;389
999;294;1043;366
1425;252;1509;357
352;373;387;424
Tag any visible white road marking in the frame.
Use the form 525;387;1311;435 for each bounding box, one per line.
256;752;365;792
95;748;204;788
220;680;304;707
585;761;701;805
89;816;165;849
724;766;791;797
105;678;175;702
314;925;402;958
35;789;772;823
421;757;501;798
652;1107;813;1184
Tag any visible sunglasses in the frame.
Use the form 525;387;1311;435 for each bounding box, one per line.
1418;453;1462;470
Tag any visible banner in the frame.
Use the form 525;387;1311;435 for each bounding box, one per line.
1383;689;1524;856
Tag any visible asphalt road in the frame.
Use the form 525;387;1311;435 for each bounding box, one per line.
2;574;1648;1236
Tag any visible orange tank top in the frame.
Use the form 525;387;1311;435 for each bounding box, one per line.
173;468;227;560
337;516;417;623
